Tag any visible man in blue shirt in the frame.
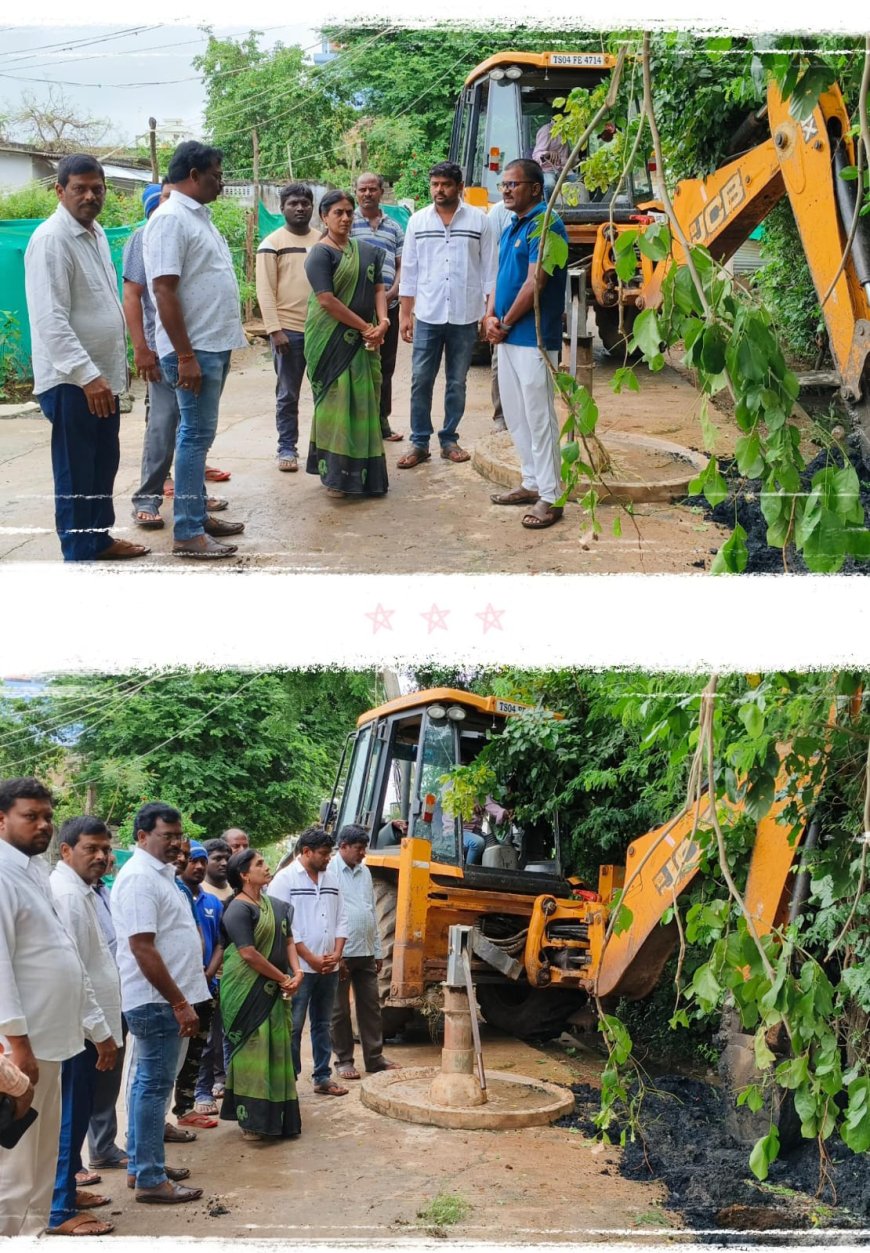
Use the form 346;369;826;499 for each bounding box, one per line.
484;159;568;530
171;842;222;1125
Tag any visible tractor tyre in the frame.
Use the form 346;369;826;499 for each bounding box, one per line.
372;872;413;1037
594;306;639;360
717;1003;800;1149
476;982;585;1040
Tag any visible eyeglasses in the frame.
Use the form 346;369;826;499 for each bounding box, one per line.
498;180;532;191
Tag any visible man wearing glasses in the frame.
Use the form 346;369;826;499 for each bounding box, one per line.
484;159;568;531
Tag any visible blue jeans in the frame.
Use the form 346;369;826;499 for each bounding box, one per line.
37;383;120;561
159;349;231;541
291;972;339;1087
463;831;485;864
409;320;479;451
271;331;305;458
125;1003;183;1189
49;1043;101;1227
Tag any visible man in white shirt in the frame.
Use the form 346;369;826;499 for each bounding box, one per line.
0;778;114;1236
24;154;149;563
48;817;121;1236
111;803;208;1204
398;161;495;468
268;827;349;1095
329;826;400;1080
144;141;246;560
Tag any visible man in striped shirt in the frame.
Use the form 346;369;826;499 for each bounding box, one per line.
267;827;348;1096
398;161;496;468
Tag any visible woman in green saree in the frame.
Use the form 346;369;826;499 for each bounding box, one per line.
219;850;304;1141
304;190;390;498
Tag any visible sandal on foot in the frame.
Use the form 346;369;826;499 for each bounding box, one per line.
193;1099;219;1115
177;1111;218;1128
522;504;564;530
241;1129;265;1141
490;487;540;506
135;1181;203;1205
133;511;165;529
47;1214;114;1236
278;457;299;472
440;444;470;463
206;495;228;512
173;535;238;560
212;1083;225;1098
326;488;347;499
163;1121;197;1142
205;466;231;482
336;1065;361;1081
75;1170;101;1187
74;1191;110;1209
95;538;150;560
383;431;404;442
397;448;431;469
313;1081;349;1096
367;1060;402;1073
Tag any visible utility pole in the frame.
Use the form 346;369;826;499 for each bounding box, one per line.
244;127;259;323
148;116;158;182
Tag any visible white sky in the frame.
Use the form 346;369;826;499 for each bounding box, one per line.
0;23;319;144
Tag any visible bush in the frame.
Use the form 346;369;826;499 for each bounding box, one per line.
753;202;826;366
0;182;142;227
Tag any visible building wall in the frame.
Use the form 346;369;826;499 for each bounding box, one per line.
0;150;38;192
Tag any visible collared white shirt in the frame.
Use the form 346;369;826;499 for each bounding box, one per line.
143;190;247;358
0;840;110;1061
24;203;127;396
398;201;495;325
110;846;209;1012
332;857;382;960
50;861;122;1043
267;858;348;974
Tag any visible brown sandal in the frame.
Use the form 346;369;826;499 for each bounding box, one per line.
47;1214;114;1236
522;504;564;530
73;1191;111;1209
397;448;431;469
383;431;404;442
440;444;470;463
491;487;540;506
313;1081;349;1096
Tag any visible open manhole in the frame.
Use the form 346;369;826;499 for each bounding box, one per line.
361;1065;574;1130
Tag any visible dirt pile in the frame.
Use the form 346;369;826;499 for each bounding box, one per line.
685;434;870;574
557;1075;869;1233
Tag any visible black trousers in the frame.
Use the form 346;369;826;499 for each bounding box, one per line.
379;305;401;432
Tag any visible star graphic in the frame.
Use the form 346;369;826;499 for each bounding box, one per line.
476;604;505;634
365;604;395;634
421;604;450;634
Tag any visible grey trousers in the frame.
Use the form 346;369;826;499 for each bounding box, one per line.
131;377;180;515
331;955;386;1073
86;1033;127;1165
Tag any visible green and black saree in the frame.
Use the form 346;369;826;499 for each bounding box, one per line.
304;239;388;496
219;893;301;1138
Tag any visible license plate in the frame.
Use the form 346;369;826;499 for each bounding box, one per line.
549;53;609;67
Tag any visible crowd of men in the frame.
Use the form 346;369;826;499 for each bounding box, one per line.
0;776;398;1235
23;138;569;561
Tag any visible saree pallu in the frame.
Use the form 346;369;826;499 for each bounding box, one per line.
219;895;301;1138
305;240;388;496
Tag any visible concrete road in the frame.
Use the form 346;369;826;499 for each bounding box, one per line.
0;340;728;572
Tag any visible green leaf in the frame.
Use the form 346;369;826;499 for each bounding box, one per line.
701;325;727;375
802;508;847;574
735;432;765;479
744;768;776;820
636;222;671;262
698;398;717;453
631;308;664;360
612;366;640;394
612;515;622;538
542;229;569;275
754;1029;776;1070
737;1083;765;1113
711;524;749;574
749;1125;780;1181
788;62;836;123
739;702;764;739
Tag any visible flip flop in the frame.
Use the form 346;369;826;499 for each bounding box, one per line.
74;1191;111;1209
313;1081;349;1096
521;504;564;530
135;1182;203;1205
177;1112;218;1128
336;1066;361;1081
133;511;165;529
205;466;231;482
397;448;431;469
75;1170;101;1187
46;1214;114;1236
163;1122;197;1142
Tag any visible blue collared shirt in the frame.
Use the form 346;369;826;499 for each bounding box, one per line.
494;202;568;351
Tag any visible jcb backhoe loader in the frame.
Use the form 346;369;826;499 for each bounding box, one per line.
323;688;819;1046
449;52;870;454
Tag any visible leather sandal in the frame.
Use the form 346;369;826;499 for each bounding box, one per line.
440;444;470;463
203;516;244;537
75;1170;101;1187
95;538;150;560
383;431;404;442
336;1065;361;1080
163;1121;197;1142
206;496;228;512
172;535;238;560
128;1166;191;1189
132;511;165;529
397;448;431;469
46;1214;114;1236
490;487;540;506
278;457;299;472
313;1081;349;1096
74;1191;110;1209
521;503;564;530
